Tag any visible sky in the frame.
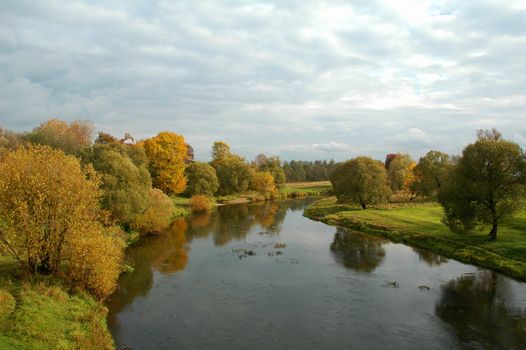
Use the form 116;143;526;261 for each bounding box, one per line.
1;0;525;161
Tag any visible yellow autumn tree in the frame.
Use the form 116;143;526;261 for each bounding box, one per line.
0;145;124;298
139;132;189;194
251;171;276;194
403;161;417;190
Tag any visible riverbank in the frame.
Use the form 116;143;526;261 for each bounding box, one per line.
304;197;526;281
171;181;332;214
0;256;114;349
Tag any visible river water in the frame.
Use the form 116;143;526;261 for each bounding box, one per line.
107;198;526;350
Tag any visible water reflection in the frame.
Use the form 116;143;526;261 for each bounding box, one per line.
435;271;526;349
412;247;449;267
151;219;190;275
186;201;289;245
106;219;190;330
330;228;388;273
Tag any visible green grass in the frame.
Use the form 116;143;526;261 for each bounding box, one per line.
305;197;526;281
0;258;114;350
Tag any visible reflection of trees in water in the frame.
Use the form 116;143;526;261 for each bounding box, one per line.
412;247;448;266
435;271;526;349
330;228;387;273
287;198;316;212
106;219;190;326
151;219;190;275
187;201;291;245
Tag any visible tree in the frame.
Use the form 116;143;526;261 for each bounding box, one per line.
251;171;276;194
438;130;526;240
214;155;251;195
82;142;152;228
384;153;397;170
330;156;391;209
185;162;219;196
26;119;94;154
254;154;286;188
211;141;231;166
387;153;413;191
140;132;189;194
185;143;195;164
0;127;24;159
410;151;453;198
0;145;104;273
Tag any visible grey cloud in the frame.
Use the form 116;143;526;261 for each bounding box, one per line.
0;0;525;161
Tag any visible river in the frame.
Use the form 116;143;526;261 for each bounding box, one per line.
107;198;526;349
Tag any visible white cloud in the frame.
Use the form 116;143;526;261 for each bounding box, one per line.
312;141;349;153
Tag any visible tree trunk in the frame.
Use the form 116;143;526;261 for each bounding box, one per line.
360;199;367;210
488;221;497;241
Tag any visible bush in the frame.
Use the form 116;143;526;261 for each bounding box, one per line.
190;194;213;213
67;228;125;300
133;188;174;233
0;289;16;321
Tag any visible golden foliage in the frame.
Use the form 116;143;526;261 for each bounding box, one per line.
28;119;94;154
190;194;213;213
403;161;417;190
133;188;174;233
0;144;102;273
139;132;189;194
252;171;276;194
67;228;125;300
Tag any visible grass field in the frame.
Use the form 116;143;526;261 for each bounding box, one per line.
280;181;332;195
0;269;114;350
304;197;526;281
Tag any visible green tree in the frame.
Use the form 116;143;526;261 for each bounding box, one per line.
82;142;152;228
211;141;231;166
133;188;174;234
330;156;391;209
410;150;453;197
254;154;286;188
438;129;526;240
214;155;251;195
387;153;413;191
185;162;219;196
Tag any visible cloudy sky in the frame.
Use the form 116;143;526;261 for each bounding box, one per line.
1;0;525;161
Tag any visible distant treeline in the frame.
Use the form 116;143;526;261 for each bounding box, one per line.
282;160;336;182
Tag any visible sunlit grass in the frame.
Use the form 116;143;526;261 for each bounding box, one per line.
305;197;526;280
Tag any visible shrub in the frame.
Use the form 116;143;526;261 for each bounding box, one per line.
190;194;213;213
67;228;125;300
133;188;174;233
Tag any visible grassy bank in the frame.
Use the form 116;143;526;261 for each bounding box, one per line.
0;260;114;350
171;181;332;211
304;197;526;281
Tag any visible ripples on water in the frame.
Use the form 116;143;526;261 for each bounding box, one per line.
107;198;526;350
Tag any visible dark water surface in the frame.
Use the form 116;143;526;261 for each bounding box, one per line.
107;198;526;350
